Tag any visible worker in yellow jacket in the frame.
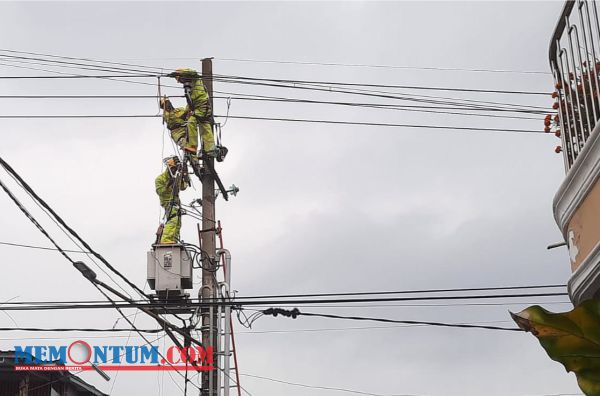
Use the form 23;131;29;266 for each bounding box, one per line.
160;96;197;156
155;156;188;244
169;68;227;160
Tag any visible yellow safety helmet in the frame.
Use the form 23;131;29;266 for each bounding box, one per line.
173;68;199;82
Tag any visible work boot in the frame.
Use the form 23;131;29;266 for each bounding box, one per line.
216;146;228;163
202;146;228;162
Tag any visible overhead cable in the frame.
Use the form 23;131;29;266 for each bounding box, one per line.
0;62;177;88
0;283;566;304
0;50;549;95
260;307;522;332
0;59;548;112
0;292;570;311
0;113;546;134
0;53;159;75
0;48;165;73
0;94;544;120
240;373;417;396
0;240;90;254
217;115;546;134
0;326;163;333
0;156;149;299
0;177;75;264
210;77;548;111
214;57;551;75
210;73;549;95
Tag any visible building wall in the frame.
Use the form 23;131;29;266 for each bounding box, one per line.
569;179;600;272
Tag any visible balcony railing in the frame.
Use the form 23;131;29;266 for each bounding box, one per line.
550;0;600;171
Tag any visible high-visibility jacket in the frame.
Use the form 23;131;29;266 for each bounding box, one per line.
184;78;210;114
155;169;188;243
155;169;187;208
163;107;189;145
174;68;214;152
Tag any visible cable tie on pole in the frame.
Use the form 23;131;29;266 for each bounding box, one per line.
262;307;300;318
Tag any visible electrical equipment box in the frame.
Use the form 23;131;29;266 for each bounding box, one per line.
147;244;193;297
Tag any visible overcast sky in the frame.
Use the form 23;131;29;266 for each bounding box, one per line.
0;1;583;396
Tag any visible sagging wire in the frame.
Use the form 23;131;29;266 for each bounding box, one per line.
220;97;232;128
179;201;219;224
180;242;220;272
0;296;19;327
109;282;150;395
156;76;163;118
235;308;264;329
180;201;216;224
0;156;149;300
4;168;134;300
257;307;523;332
179;202;204;222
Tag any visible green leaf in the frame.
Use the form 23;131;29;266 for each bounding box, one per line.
512;299;600;396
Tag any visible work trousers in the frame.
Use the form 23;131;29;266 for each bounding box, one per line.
160;206;181;244
187;104;215;153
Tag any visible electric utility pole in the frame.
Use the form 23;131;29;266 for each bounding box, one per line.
200;57;219;396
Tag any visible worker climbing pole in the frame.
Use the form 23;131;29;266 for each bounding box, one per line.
168;67;228;160
154;156;188;244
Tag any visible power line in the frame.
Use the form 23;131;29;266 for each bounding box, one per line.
0;176;75;265
0;326;162;332
212;77;548;112
0;93;546;122
0;156;149;299
0;48;165;73
0;50;550;95
92;281;201;392
0;95;183;99
0;94;544;120
0;65;545;113
0;283;567;305
214;95;545;120
0;62;177;89
2;167;137;300
0;51;549;116
0;240;90;254
0;56;157;77
0;53;159;76
0;114;158;118
217;115;546;134
260;308;522;331
0;55;548;112
214;57;551;75
0;72;156;79
260;301;571;309
0;113;547;134
212;73;550;95
0;292;570;311
229;284;567;299
0;284;568;307
0;59;549;115
214;90;548;114
240;373;418;396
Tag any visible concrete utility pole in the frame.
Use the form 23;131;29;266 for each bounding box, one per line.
200;57;219;396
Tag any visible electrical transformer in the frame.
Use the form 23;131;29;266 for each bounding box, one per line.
147;243;193;297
